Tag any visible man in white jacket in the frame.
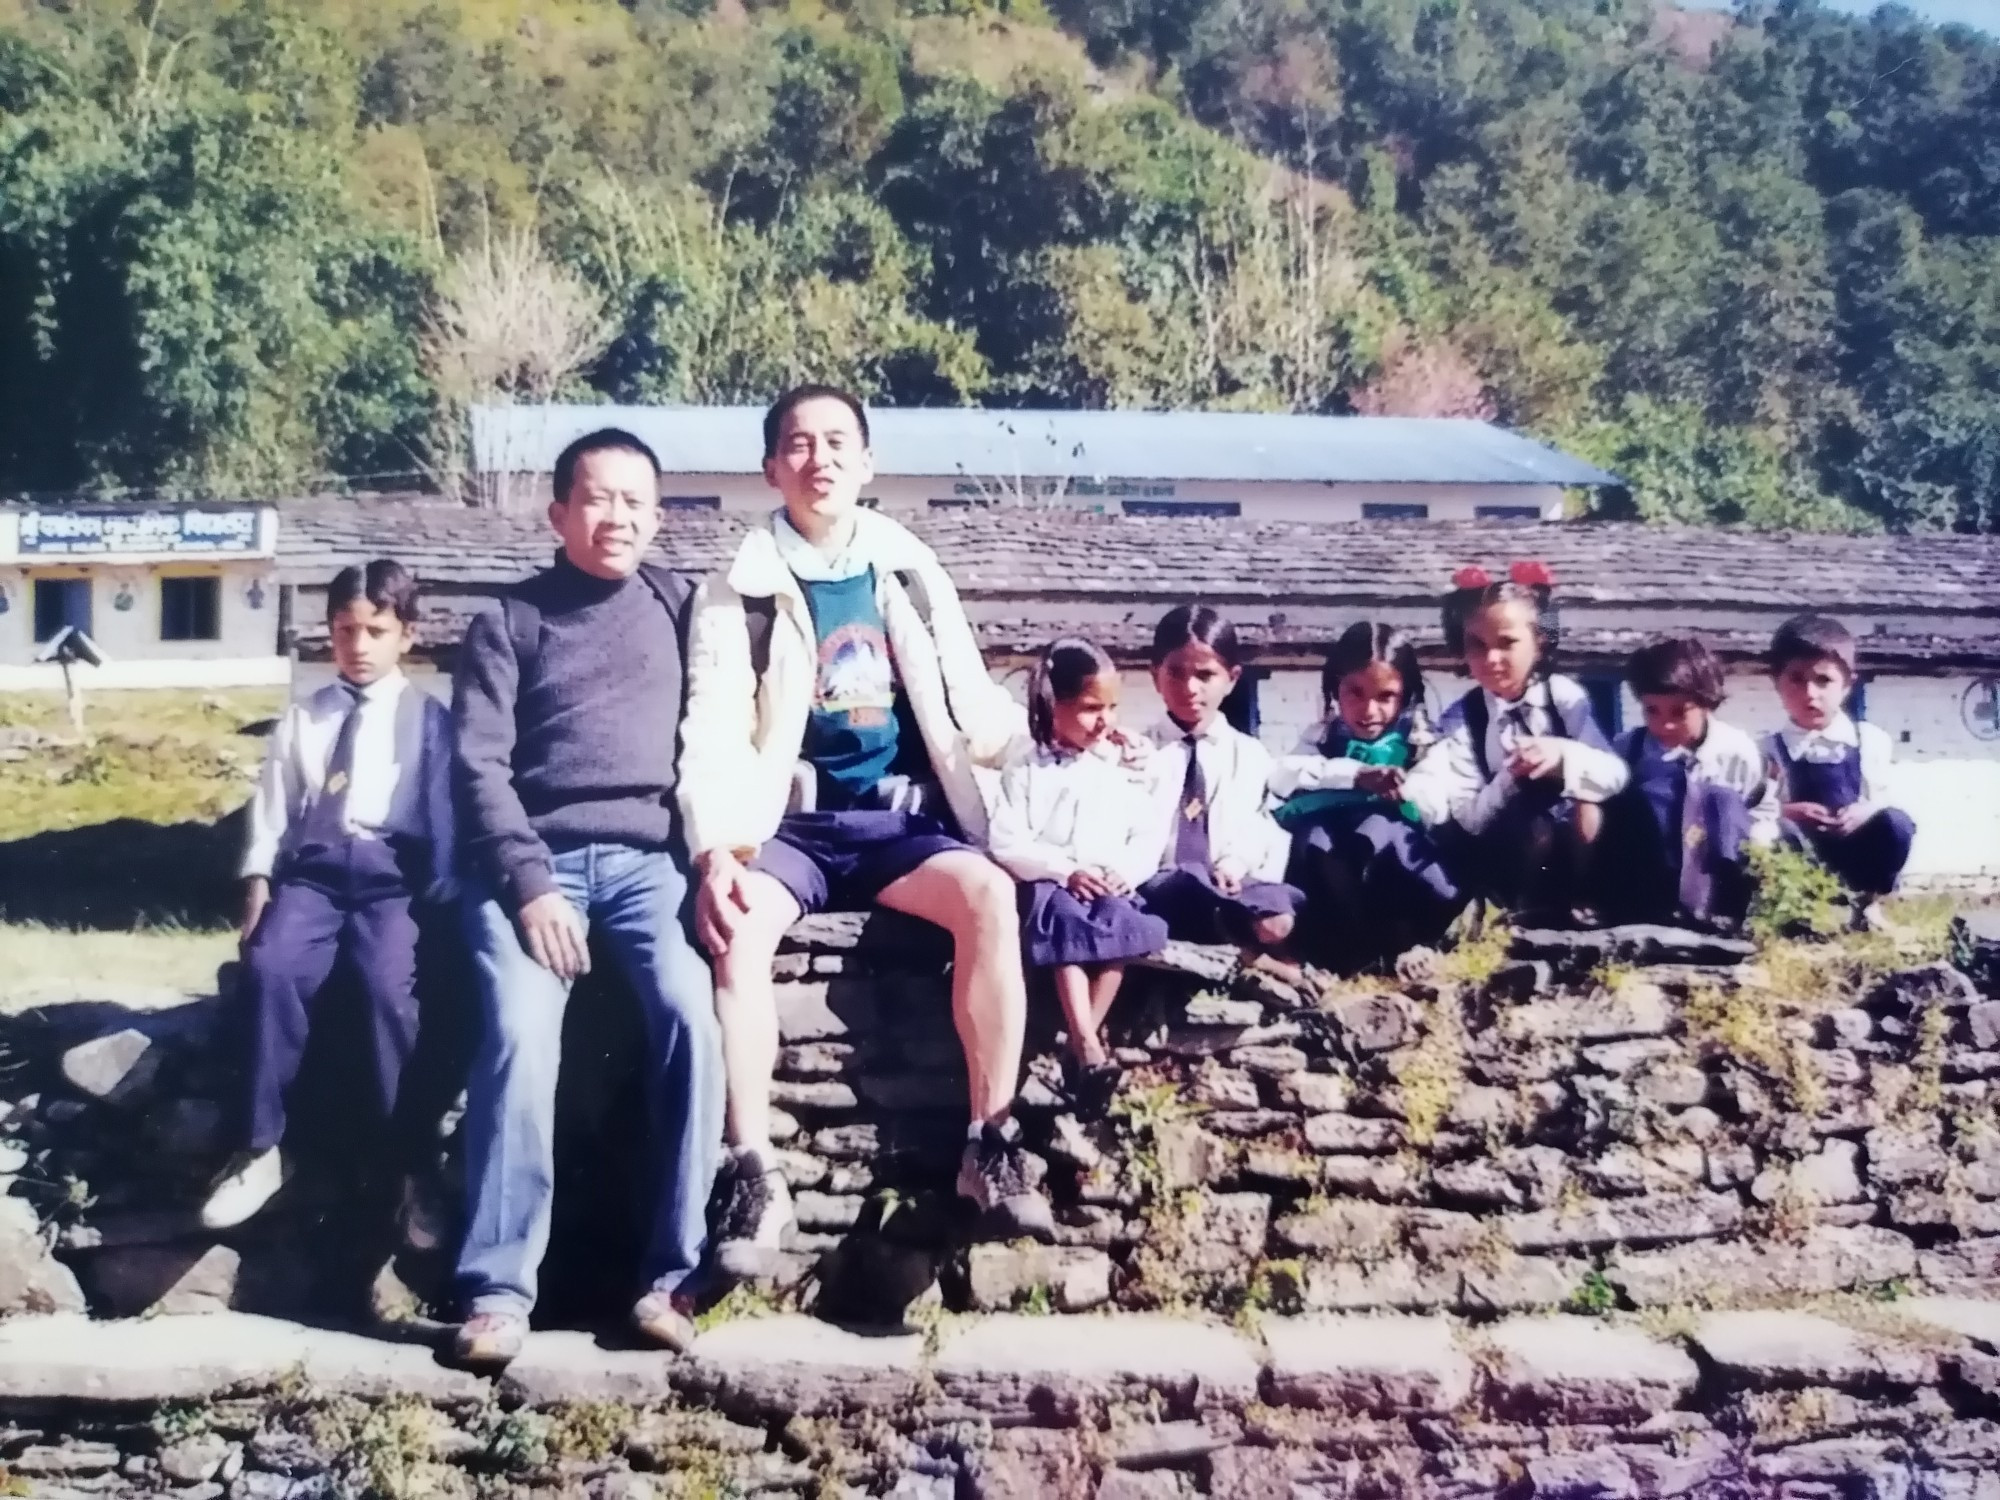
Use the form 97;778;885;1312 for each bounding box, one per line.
681;385;1050;1275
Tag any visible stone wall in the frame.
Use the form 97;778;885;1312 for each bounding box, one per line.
6;915;2000;1495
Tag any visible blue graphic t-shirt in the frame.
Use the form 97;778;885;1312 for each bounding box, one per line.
798;569;921;808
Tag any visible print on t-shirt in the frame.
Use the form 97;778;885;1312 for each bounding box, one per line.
818;620;895;728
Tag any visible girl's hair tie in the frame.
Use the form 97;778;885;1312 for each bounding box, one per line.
1451;565;1491;590
1509;559;1554;588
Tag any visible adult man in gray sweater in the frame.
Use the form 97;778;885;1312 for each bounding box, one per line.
448;428;722;1369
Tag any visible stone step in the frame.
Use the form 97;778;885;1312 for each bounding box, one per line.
2;1299;1993;1423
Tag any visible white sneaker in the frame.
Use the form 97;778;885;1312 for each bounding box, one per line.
714;1147;795;1281
199;1147;293;1230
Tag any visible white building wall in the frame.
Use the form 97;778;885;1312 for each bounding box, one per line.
524;472;1565;523
0;559;285;689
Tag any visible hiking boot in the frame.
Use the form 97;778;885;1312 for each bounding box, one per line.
199;1147;294;1231
957;1121;1055;1242
713;1148;795;1282
449;1309;527;1371
630;1287;698;1354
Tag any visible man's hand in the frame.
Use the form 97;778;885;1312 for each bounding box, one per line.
1066;868;1117;901
240;877;271;948
1213;858;1247;897
1355;765;1406;799
519;892;590;981
696;848;757;959
1783;801;1835;829
1507;738;1565;782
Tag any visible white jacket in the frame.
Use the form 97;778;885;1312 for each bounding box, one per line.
678;510;1027;857
1406;674;1629;835
1141;716;1291;883
989;743;1160;890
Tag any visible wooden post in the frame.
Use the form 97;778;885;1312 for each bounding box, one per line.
60;657;83;738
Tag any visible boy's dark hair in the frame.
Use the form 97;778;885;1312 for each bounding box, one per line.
1768;612;1857;678
1441;563;1559;670
327;560;419;626
1627;635;1726;710
1028;637;1117;748
1322;621;1426;735
552;427;662;504
763;384;871;461
1150;603;1248;670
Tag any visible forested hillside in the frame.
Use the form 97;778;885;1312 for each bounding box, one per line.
0;0;1995;530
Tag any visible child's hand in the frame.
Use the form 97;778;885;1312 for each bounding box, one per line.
1066;868;1118;901
1507;738;1565;782
1355;765;1406;799
240;877;271;948
1783;801;1835;829
1106;728;1152;771
1831;805;1870;836
1213;858;1247;896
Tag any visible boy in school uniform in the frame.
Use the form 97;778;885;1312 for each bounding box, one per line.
203;561;455;1235
1763;613;1917;924
450;428;722;1370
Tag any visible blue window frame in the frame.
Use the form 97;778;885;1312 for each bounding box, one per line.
33;578;92;643
1363;502;1430;521
662;496;720;511
1476;504;1542;521
1122;500;1241;518
1580;674;1624;737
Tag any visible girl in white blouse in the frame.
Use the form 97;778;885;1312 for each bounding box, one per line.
988;638;1166;1098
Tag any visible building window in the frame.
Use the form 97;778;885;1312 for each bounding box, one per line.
1476;505;1542;521
1122;500;1241;518
160;576;221;642
661;496;720;511
1363;502;1430;522
928;498;980;510
32;578;92;643
859;496;881;510
1580;675;1624;737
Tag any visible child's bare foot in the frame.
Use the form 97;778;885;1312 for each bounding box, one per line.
1395;946;1443;987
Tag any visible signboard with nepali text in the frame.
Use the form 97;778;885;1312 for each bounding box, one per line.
15;507;265;558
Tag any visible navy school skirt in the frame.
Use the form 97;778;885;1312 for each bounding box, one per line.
1136;865;1304;947
1017;881;1170;969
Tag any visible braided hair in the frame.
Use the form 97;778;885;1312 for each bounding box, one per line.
1318;621;1428;753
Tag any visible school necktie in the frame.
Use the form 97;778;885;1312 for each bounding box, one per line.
300;683;364;844
1173;733;1211;871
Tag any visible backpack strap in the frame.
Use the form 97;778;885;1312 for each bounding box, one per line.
892;568;936;631
741;595;778;683
1462;690;1492;782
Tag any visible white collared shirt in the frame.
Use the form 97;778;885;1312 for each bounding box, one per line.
1140;715;1289;881
1615;717;1780;847
1405;673;1629;835
242;671;456;893
1764;712;1896;815
989;741;1160;890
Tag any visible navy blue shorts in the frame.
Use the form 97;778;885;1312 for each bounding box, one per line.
751;810;969;915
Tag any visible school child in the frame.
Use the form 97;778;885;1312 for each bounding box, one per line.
1137;605;1302;950
1405;561;1628;917
1598;637;1778;929
203;560;455;1234
989;639;1169;1101
1272;622;1458;969
1762;613;1916;923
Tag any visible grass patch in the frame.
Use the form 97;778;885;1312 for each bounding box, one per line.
0;923;235;1002
0;689;279;843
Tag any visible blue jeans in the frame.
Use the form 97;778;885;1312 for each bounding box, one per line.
455;843;721;1317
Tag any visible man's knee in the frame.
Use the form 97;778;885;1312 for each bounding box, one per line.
941;856;1017;938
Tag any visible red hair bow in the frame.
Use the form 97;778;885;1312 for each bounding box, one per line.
1509;559;1554;588
1451;565;1491;590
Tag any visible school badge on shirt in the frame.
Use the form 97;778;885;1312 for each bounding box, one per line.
325;771;349;796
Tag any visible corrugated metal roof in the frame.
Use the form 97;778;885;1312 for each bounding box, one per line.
469;405;1623;488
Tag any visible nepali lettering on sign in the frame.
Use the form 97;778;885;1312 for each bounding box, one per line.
18;508;261;557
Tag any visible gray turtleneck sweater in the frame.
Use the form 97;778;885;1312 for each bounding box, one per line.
453;555;686;910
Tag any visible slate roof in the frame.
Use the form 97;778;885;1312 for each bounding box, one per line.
278;498;2000;615
470;405;1623;488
